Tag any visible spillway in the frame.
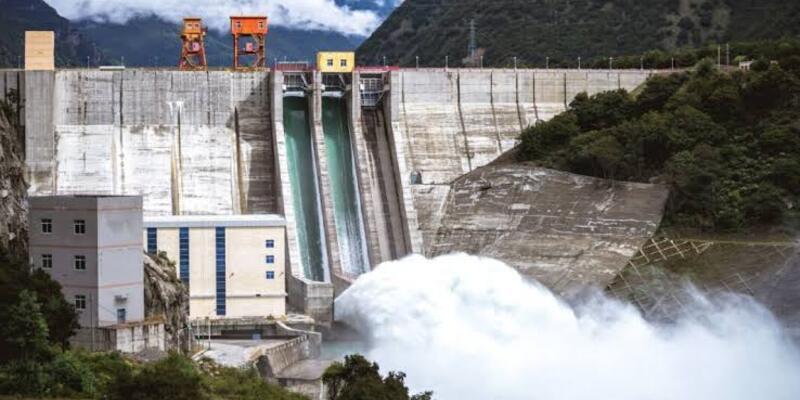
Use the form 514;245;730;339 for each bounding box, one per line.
321;97;369;276
283;96;328;282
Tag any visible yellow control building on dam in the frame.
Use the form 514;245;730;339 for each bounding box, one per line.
143;215;287;320
316;51;355;73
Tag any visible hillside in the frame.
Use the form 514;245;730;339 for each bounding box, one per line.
358;0;800;67
0;0;103;67
517;40;800;233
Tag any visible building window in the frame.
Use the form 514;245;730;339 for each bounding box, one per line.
117;308;126;324
41;254;52;269
340;59;348;67
265;239;275;249
147;228;158;255
266;271;275;280
75;295;86;310
215;227;226;316
41;218;52;234
74;220;86;235
179;228;189;286
266;255;275;264
327;58;334;67
74;255;86;271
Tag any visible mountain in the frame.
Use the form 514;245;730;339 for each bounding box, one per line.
75;15;366;67
0;0;103;67
1;0;400;68
357;0;800;67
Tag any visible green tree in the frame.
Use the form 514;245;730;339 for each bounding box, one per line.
0;249;79;358
570;90;635;131
324;354;432;400
2;290;53;361
107;353;207;400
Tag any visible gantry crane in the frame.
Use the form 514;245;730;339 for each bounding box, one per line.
179;18;208;70
231;16;268;69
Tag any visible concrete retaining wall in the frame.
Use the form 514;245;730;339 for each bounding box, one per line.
71;321;166;353
25;69;276;216
429;165;670;296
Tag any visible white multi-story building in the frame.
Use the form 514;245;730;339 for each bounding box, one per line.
28;196;145;328
142;215;287;319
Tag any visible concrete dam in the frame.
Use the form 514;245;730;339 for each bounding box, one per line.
3;67;668;310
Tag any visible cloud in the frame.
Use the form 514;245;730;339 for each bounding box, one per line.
43;0;383;36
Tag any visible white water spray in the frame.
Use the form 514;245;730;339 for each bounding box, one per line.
335;254;800;400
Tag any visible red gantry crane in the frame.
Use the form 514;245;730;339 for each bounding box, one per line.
231;16;268;69
179;17;208;70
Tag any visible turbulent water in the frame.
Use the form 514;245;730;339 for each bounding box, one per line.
283;97;327;282
322;97;370;276
335;254;800;400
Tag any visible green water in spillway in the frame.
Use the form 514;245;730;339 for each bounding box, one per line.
322;97;369;276
284;96;327;282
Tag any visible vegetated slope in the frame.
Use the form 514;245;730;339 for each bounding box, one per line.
517;40;800;233
0;0;103;68
358;0;800;67
76;15;365;67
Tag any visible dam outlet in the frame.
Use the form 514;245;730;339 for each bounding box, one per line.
283;95;328;282
322;96;370;276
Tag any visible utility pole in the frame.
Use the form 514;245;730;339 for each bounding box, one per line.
513;56;517;70
86;56;90;69
17;55;21;69
468;18;477;66
609;57;613;70
445;55;449;70
726;43;730;66
546;56;549;69
577;56;581;70
90;294;95;351
416;56;419;69
640;56;644;71
480;56;484;69
382;56;386;67
717;45;721;68
671;57;675;70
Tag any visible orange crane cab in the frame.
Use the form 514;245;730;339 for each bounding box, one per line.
179;18;208;70
231;16;268;69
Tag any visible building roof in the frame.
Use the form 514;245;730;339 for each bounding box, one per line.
143;214;286;228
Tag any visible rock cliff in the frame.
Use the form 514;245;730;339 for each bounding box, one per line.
144;252;190;354
0;96;27;258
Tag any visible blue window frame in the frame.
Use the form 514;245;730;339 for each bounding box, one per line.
265;255;275;264
179;228;189;286
266;271;275;280
265;239;275;248
146;228;157;255
215;227;226;316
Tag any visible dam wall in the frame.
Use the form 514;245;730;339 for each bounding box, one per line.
386;69;656;254
23;69;276;216
16;67;660;292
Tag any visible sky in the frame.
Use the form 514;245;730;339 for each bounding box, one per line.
43;0;401;36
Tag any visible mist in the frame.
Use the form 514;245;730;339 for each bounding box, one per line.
335;253;800;400
43;0;386;36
